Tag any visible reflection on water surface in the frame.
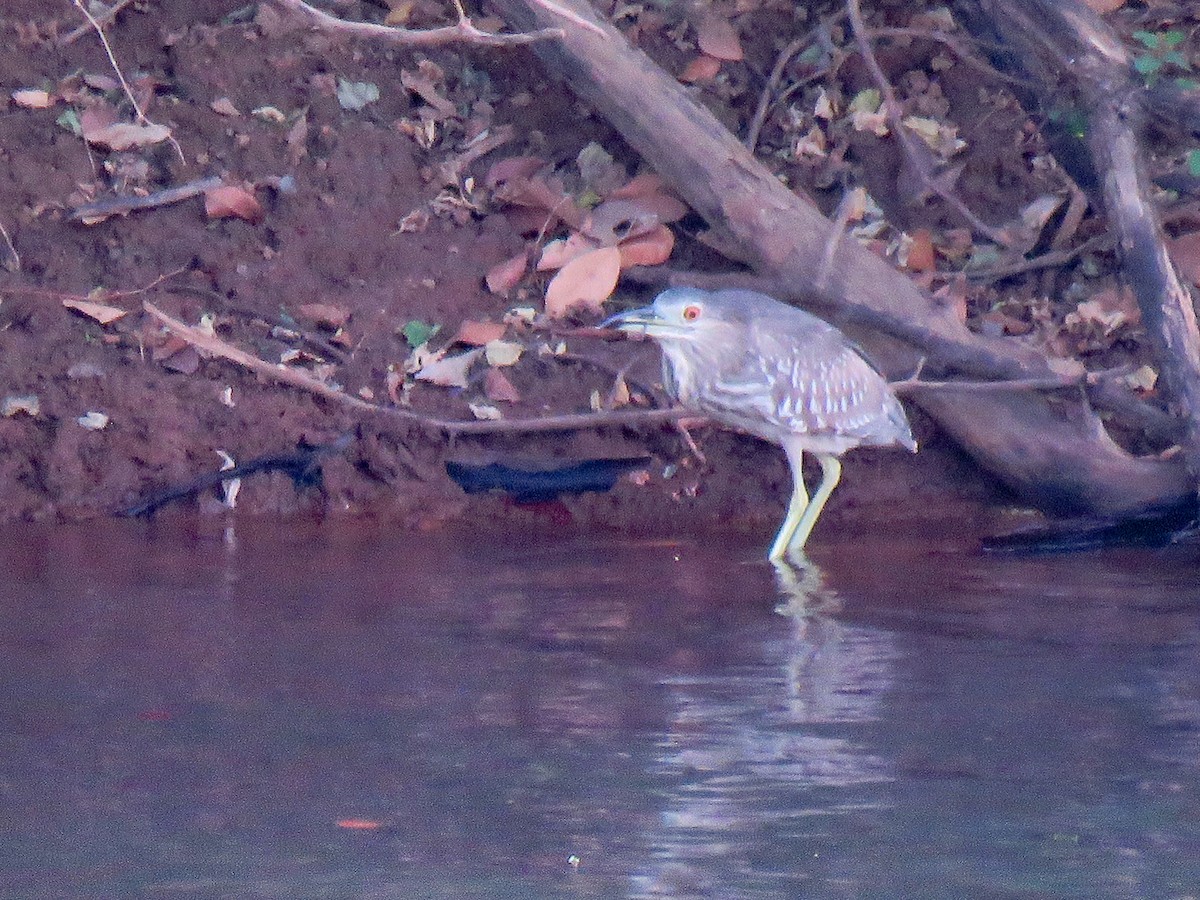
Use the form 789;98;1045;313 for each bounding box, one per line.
1;522;1199;898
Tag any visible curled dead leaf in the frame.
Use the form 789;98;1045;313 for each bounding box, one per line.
537;233;599;271
210;97;242;117
204;184;264;224
485;252;527;296
582;199;659;246
84;121;172;151
415;348;481;388
544;246;622;319
617;224;675;268
484;156;546;190
484;339;523;367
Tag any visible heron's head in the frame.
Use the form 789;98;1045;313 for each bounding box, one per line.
601;288;734;347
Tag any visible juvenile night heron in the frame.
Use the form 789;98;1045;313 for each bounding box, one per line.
605;287;917;560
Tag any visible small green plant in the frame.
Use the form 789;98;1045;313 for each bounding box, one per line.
1132;29;1192;86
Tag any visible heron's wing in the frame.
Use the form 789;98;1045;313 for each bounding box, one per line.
756;324;913;446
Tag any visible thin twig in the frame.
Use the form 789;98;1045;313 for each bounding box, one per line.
815;187;857;292
846;0;1014;247
143;301;687;435
272;0;564;48
968;234;1110;283
71;176;223;223
72;0;146;123
745;36;808;153
0;220;19;273
59;0;136;46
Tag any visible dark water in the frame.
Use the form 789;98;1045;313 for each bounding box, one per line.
2;521;1199;899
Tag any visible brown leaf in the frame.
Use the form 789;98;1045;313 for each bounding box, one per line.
400;63;457;119
484;156;546;190
611;174;666;199
582;199;659;245
83;120;172;151
1169;231;1200;287
680;54;723;83
695;12;743;61
492;175;586;230
485;252;527;295
296;303;350;329
452;319;507;346
63;298;128;325
537;232;600;271
906;229;936;272
544;246;622;318
204;184;264;224
1082;0;1125;11
484;367;521;403
210;97;241;117
618;224;675;268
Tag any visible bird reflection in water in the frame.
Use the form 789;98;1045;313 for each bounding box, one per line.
771;550;847;719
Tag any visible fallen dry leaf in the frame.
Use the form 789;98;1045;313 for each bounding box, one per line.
485;253;527;295
210;97;241;117
680;54;723;83
469;401;502;420
83;120;172;151
611;173;667;200
12;88;53;109
1168;231;1200;287
618;224;675;268
204;184;264;224
695;12;744;61
582;199;660;245
1083;0;1126;11
415;348;482;388
63;298;128;325
484;155;546;190
296;303;350;329
484;367;521;402
906;229;936;273
452;319;507;346
336;819;383;830
544;246;622;318
484;339;523;367
537;233;599;271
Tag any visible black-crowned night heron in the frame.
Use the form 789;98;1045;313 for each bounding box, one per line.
605;287;917;560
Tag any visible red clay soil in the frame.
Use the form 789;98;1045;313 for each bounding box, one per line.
0;1;1005;543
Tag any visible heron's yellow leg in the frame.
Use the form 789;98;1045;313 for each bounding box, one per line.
768;444;809;561
786;453;842;553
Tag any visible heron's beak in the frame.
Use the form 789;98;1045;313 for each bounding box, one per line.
599;305;662;334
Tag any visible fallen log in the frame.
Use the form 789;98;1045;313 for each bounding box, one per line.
490;0;1192;516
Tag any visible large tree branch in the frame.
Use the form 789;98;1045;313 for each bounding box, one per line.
489;0;1191;516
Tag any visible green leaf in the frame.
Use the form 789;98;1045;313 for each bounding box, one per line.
55;108;81;135
1133;30;1160;50
1134;54;1163;76
402;320;440;348
849;88;881;113
1176;78;1200;91
1162;30;1187;48
1188;149;1200;178
1163;50;1191;70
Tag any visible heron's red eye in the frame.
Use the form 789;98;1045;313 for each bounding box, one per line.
682;305;702;322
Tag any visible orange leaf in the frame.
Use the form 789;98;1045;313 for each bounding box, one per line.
906;229;936;273
204;184;264;224
452;319;507;346
680;54;722;83
695;13;743;61
544;246;622;318
485;252;527;295
537;232;599;271
618;224;675;268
